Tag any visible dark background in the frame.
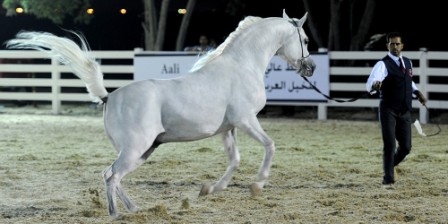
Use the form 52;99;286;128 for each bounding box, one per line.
0;0;446;52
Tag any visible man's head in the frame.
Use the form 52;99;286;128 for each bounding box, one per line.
386;32;404;57
199;35;209;46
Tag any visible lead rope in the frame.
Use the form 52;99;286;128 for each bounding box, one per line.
413;105;442;137
300;70;442;137
302;76;371;102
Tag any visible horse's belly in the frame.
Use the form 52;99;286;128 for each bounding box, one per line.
157;119;232;142
157;132;214;142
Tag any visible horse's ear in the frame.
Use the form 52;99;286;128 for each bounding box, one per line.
282;9;290;19
298;12;308;27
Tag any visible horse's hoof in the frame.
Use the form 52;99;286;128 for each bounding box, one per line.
199;184;213;196
249;183;262;196
111;213;123;220
128;206;140;213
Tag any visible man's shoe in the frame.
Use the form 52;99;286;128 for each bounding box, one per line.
382;183;395;190
382;180;395;190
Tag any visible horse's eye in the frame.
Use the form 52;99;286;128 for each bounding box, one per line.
304;39;309;45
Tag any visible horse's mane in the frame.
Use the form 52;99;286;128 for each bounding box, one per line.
189;16;263;73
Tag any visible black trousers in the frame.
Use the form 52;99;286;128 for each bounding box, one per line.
379;107;412;184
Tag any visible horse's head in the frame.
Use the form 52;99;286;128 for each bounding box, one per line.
277;10;316;77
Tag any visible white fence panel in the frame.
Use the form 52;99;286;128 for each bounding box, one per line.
1;50;447;124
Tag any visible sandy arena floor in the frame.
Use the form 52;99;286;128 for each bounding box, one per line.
1;104;447;223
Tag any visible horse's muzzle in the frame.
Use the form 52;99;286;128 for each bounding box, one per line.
298;57;316;77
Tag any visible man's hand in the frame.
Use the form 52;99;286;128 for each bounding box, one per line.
415;90;427;105
372;81;382;91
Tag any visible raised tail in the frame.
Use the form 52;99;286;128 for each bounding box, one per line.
6;31;108;103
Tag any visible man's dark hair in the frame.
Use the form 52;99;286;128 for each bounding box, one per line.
386;32;403;43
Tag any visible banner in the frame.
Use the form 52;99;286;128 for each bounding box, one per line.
134;52;329;102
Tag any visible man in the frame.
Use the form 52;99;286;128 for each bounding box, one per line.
366;32;427;189
184;35;215;53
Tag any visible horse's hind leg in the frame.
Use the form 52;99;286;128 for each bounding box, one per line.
103;145;157;218
200;128;240;196
238;117;275;196
103;165;136;218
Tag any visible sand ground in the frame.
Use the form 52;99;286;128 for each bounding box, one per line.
1;104;447;223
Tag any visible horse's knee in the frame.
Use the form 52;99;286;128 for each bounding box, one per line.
270;140;275;149
231;158;240;168
230;149;240;166
264;141;275;156
263;139;275;149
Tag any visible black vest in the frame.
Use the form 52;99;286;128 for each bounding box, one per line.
379;56;413;112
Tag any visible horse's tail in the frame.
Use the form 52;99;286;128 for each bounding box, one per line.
6;31;108;103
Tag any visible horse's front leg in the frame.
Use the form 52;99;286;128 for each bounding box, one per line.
249;139;275;196
199;128;240;196
239;117;275;196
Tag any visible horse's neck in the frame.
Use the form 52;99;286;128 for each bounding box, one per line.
225;18;289;74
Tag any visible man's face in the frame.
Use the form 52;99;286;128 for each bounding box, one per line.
199;36;209;45
387;37;403;57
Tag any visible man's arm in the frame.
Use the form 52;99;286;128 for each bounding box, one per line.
366;61;386;94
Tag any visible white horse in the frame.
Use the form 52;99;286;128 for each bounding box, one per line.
7;10;315;218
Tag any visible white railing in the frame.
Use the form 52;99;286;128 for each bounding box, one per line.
1;50;447;123
266;50;448;124
0;50;134;114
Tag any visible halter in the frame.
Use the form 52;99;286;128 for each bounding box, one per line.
289;19;311;73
